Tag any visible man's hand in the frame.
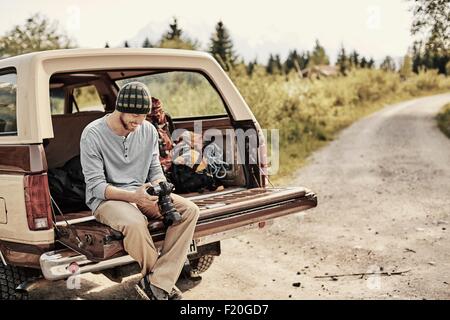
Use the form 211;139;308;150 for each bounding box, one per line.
134;183;163;220
133;182;158;207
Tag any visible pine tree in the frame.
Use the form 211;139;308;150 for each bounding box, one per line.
367;58;375;69
360;56;368;68
350;50;360;68
124;41;130;48
412;41;423;73
266;54;275;74
105;42;110;48
246;59;258;76
275;54;283;74
164;17;182;41
300;52;310;70
159;17;198;50
308;39;330;67
209;21;237;71
266;54;284;75
285;50;302;74
336;45;350;75
142;37;152;48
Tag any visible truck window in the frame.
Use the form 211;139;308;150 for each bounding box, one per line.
116;71;227;118
72;85;104;113
50;88;65;115
0;71;17;136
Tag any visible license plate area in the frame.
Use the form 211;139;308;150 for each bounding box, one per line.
187;239;198;255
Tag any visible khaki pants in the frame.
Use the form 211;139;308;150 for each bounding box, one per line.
94;193;200;293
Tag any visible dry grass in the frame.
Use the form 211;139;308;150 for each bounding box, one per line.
437;103;450;138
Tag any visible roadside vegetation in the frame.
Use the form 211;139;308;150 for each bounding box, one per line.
437;103;450;138
228;68;450;183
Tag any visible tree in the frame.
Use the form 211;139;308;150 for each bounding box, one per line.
274;54;283;74
380;56;396;71
410;0;449;53
0;13;74;57
209;21;237;71
360;56;368;68
158;17;198;50
266;54;274;74
399;54;413;78
246;59;258;76
412;41;421;72
142;37;152;48
367;58;375;69
105;42;110;48
284;50;298;73
284;49;309;75
410;0;449;74
266;54;284;75
123;41;130;48
164;17;182;41
266;54;276;74
300;52;310;70
350;50;360;68
308;39;330;67
336;45;350;75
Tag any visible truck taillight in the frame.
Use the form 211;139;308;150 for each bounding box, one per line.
24;174;52;231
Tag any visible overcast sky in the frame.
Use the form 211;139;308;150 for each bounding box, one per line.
0;0;415;63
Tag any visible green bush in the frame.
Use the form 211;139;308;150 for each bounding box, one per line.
437;103;450;138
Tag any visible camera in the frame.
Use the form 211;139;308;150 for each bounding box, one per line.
147;181;182;227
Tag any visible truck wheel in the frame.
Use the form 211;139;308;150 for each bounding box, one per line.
0;265;32;300
189;255;215;274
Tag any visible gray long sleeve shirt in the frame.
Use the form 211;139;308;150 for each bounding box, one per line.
80;114;166;213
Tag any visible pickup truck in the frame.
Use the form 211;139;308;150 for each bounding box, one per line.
0;48;317;299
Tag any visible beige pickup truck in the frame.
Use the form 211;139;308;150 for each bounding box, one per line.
0;48;317;299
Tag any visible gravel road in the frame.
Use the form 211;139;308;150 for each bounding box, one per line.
31;93;450;299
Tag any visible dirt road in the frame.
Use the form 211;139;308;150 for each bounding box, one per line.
31;93;450;299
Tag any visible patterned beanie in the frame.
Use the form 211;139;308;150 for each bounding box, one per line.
116;82;151;114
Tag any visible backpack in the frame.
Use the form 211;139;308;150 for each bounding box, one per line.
171;164;218;193
147;97;174;174
48;155;89;213
171;131;223;193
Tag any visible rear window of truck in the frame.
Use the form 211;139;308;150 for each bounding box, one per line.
0;69;17;136
116;71;227;118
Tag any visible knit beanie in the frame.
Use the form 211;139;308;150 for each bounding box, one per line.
116;82;151;114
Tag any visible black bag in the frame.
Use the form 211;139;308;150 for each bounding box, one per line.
171;164;218;193
48;155;89;213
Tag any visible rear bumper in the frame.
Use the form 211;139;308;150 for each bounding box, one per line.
40;220;274;281
40;191;317;281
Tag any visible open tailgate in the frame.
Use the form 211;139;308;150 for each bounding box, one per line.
55;187;317;261
150;187;317;244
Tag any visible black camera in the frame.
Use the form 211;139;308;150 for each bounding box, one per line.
147;181;182;227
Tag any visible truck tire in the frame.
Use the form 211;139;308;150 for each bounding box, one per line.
0;265;32;300
189;255;215;274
